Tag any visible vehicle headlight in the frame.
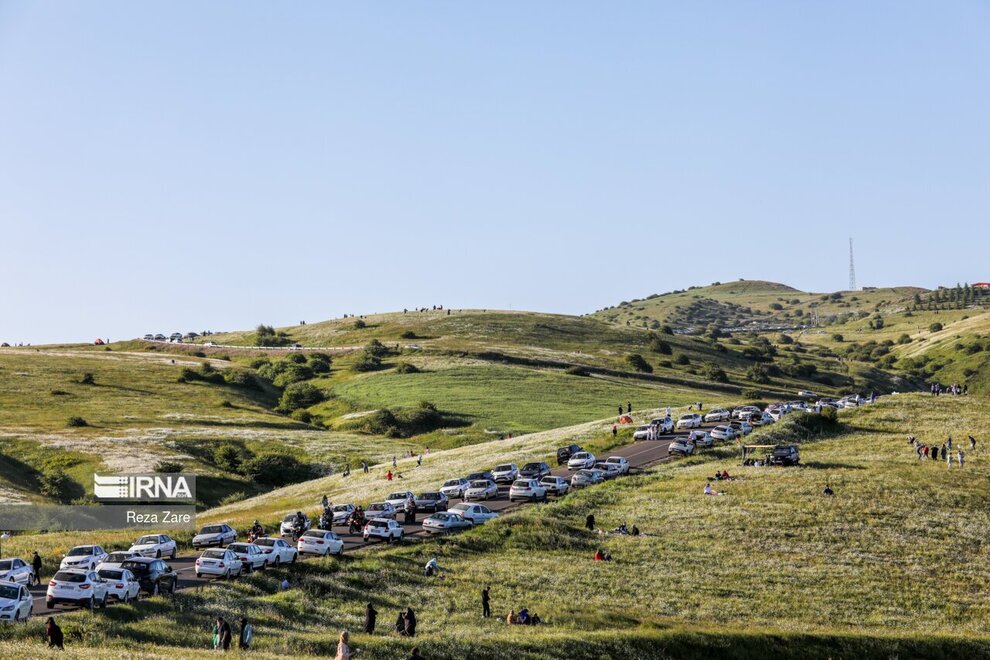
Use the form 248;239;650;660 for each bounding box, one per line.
0;605;13;611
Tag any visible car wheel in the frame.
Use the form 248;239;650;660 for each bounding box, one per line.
123;592;131;604
196;572;202;579
100;594;108;609
156;549;162;558
88;596;95;611
170;548;177;560
46;599;54;609
152;583;159;597
169;582;176;595
274;556;281;567
223;569;230;579
13;610;20;622
291;552;298;564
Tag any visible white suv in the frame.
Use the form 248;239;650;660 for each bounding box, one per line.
676;414;702;429
128;534;177;559
60;545;108;571
491;464;519;483
567;452;597;470
508;479;548;502
0;581;33;621
704;408;731;422
363;518;404;543
47;569;109;609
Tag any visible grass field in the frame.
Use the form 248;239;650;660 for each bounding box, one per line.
5;394;990;658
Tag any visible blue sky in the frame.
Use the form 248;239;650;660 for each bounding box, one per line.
1;1;987;343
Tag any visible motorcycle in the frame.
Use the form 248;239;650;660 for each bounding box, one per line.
319;510;334;530
347;512;366;535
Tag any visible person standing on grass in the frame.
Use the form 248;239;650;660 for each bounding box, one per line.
364;602;378;634
627;402;632;414
612;425;617;438
335;631;353;660
958;450;965;468
942;443;949;461
401;608;417;637
970;436;977;451
618;405;623;417
46;617;64;650
238;618;253;650
931;445;938;461
586;513;595;531
214;616;232;651
392;456;397;468
482;585;491;618
32;551;42;585
947;436;953;450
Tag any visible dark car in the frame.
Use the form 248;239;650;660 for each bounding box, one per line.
414;491;449;512
556;445;583;465
120;558;178;596
769;445;800;466
465;471;496;483
520;462;551;479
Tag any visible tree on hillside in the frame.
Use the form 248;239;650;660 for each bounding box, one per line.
626;354;653;373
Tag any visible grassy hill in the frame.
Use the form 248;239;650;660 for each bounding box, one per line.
4;394;990;658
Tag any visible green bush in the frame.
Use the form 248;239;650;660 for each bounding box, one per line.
649;336;672;355
395;362;421;374
400;330;417;339
244;453;311;487
743;389;763;399
214;444;247;474
352;353;383;372
80;373;95;385
272;362;314;388
278;382;325;411
154;460;184;473
702;362;728;383
897;334;912;345
66;416;88;427
626;354;653;373
254;324;292;347
565;365;590;377
832;334;844;342
746;364;770;384
39;468;72;502
929;322;943;332
224;369;259;389
353;319;367;329
307;353;332;374
674;354;690;366
364;339;390;358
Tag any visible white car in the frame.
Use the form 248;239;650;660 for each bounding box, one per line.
255;537;298;565
604;456;630;475
729;420;753;435
567;452;597;470
226;542;268;572
128;534;177;559
540;475;571;495
422;511;473;534
704;408;731;422
767;408;785;421
0;558;34;585
571;469;605;488
797;390;818;398
330;504;356;526
97;551;140;572
668;437;695;455
47;569;109;609
297;530;344;557
632;425;652;440
689;430;714;448
192;524;237;549
97;568;141;603
464;479;498;501
710;425;737;441
439;478;471;499
650;417;675;434
508;479;548;502
414;491;449;512
366;501;398;520
385;491;416;510
363;518;404;543
195;548;243;579
60;545;109;571
594;461;622;479
279;513;311;537
676;414;702;429
0;581;33;621
448;503;499;525
749;413;775;427
491;464;519;483
732;406;761;420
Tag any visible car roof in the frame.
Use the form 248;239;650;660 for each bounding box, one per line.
122;557;155;564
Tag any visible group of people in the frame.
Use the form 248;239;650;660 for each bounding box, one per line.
712;469;734;481
909;435;970;467
506;608;542;625
930;382;967;396
211;616;253;651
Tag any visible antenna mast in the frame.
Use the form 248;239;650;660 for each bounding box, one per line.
848;238;857;291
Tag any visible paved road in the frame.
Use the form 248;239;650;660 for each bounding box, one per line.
28;419;722;618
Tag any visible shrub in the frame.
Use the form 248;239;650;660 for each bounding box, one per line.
702;362;728;383
272;362;314;388
897;334;912;345
626;354;653;373
214;444;245;474
219;399;233;408
50;389;69;396
364;339;390;358
674;354;690;366
769;303;783;311
66;416;88;427
244;453;311;487
192;351;206;358
746;364;770;384
660;325;674;335
400;330;417;339
649;336;672;355
224;369;259;389
218;491;249;507
307;353;332;374
154;460;184;473
286;352;307;365
254;324;292;347
779;334;794;345
291;409;313;423
395;362;421;374
279;382;325;411
353;319;367;329
743;389;763;399
929;322;944;332
565;366;590;377
352;353;383;372
39;468;72;502
80;373;95;385
832;334;844;342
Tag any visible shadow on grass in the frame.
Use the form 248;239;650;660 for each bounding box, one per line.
800;461;867;470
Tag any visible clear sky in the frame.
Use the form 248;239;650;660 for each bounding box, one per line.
1;2;987;344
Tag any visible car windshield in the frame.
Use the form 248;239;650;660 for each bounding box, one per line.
442;479;461;487
418;493;438;499
494;465;512;472
301;531;324;539
469;481;489;488
773;448;793;456
120;561;149;574
0;584;19;599
98;569;123;580
136;536;160;545
679;415;694;420
369;503;387;510
540;477;556;483
106;553;131;562
0;561;12;571
523;463;540;470
199;526;222;534
67;547;92;557
388;493;408;500
255;539;276;547
283;514;300;522
202;550;226;559
512;481;530;487
333;505;352;512
607;458;621;463
228;544;250;552
572;453;588;459
53;571;87;582
369;521;387;529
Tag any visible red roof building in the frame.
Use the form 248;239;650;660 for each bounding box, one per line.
973;283;990;289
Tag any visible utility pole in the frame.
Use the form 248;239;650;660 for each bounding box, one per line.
848;238;857;291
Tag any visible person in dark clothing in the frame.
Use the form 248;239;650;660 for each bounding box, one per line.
627;402;631;413
612;425;617;438
394;611;406;634
32;551;42;585
618;405;622;416
215;616;232;651
931;445;939;461
482;585;491;618
364;602;378;634
585;514;595;531
238;617;253;650
46;617;64;649
970;435;977;450
401;608;417;637
407;648;424;660
823;484;834;497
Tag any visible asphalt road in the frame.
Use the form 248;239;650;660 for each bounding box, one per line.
27;418;725;618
